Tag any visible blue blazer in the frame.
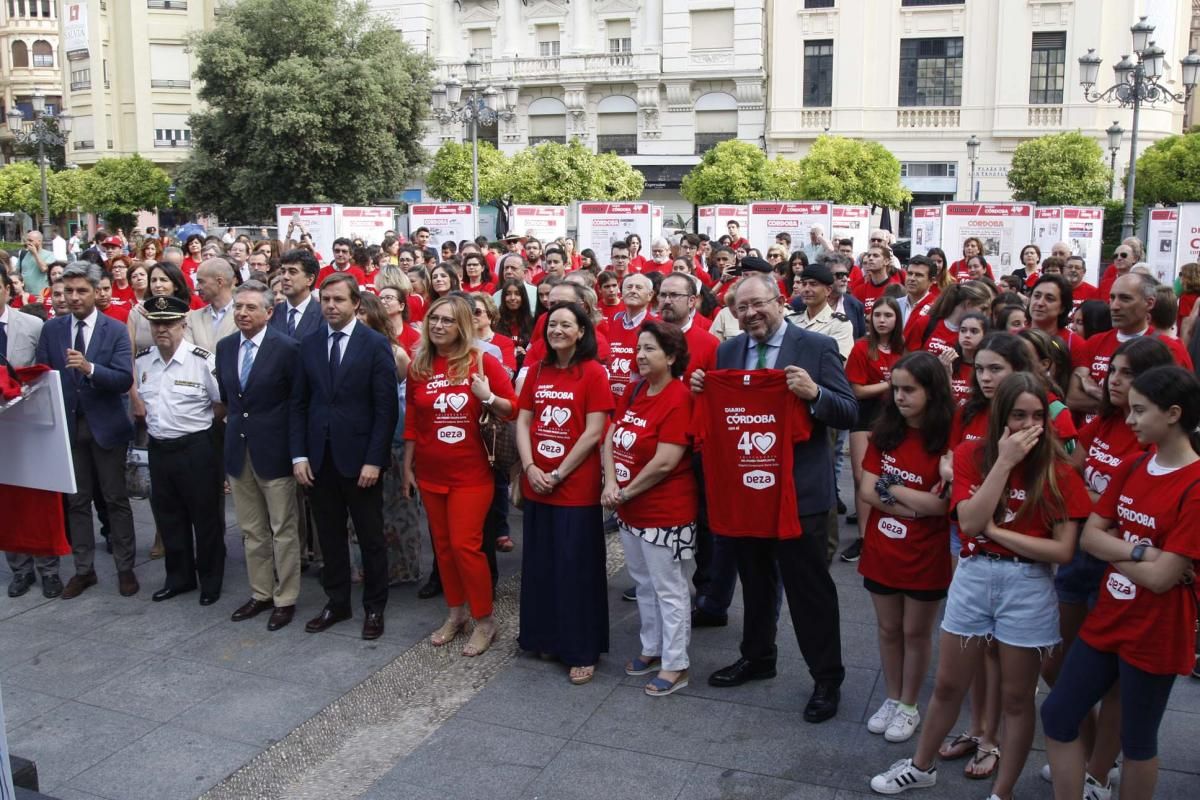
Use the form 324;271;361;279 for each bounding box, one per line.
715;323;858;518
269;299;322;341
290;323;399;479
36;311;134;450
216;326;301;481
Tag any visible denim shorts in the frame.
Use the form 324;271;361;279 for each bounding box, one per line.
941;555;1061;649
1053;545;1108;607
949;521;961;557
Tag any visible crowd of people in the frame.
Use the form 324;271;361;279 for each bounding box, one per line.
5;217;1200;800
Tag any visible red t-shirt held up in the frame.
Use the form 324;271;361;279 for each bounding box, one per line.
1082;456;1200;676
692;370;813;539
518;360;613;507
950;438;1090;559
404;353;516;490
611;379;697;528
859;429;951;591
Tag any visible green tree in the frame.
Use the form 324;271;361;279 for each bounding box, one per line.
177;0;433;221
81;156;171;231
762;156;806;201
781;135;912;207
48;168;90;215
1007;131;1110;206
589;152;645;200
0;161;42;215
425;141;510;202
680;140;770;205
505;140;596;205
1133;131;1200;206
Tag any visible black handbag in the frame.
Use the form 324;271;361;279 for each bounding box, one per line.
476;354;519;476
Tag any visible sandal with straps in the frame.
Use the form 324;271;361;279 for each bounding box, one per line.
462;624;497;657
939;731;980;761
644;670;689;697
965;744;1000;780
430;618;468;647
568;665;595;685
624;655;661;676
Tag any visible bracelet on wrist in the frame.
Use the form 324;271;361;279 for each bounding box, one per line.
523;463;535;473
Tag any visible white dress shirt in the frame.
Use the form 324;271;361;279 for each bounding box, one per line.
238;327;268;378
136;343;221;439
71;307;100;353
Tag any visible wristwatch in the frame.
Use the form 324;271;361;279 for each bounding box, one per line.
1130;542;1149;562
482;394;497;406
550;469;561;483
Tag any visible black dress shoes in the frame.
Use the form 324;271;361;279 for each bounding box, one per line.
708;657;777;688
7;573;35;598
690;608;728;628
803;681;841;723
199;592;220;606
41;574;64;599
152;583;197;602
417;574;442;599
267;605;295;631
305;606;352;633
362;611;385;640
231;598;273;622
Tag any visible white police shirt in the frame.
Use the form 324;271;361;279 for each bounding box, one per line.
136;343;221;440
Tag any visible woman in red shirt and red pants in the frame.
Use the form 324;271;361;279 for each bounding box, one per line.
403;295;516;658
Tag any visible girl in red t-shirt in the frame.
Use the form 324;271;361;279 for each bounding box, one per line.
403;296;516;659
461;252;495;296
947;237;985;283
1043;366;1200;800
873;373;1090;799
905;280;991;358
943;311;989;407
602;321;698;697
516;304;613;686
857;352;954;744
846;297;906;552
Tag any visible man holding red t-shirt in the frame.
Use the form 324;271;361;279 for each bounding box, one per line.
1068;273;1193;416
690;272;858;724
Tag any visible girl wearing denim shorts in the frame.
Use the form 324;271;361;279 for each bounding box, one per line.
857;352;954;745
1042;366;1200;800
872;372;1090;800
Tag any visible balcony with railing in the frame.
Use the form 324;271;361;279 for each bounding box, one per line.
436;51;661;85
147;0;188;9
529;135;566;146
150;79;192;89
896;107;961;128
695;132;735;155
154;138;192;147
73;140;95;150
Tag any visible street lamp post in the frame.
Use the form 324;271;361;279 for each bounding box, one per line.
1106;121;1124;198
965;134;980;201
1079;17;1200;240
430;58;518;230
6;89;71;238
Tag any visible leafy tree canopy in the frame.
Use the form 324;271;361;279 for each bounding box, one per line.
176;0;433;221
425;141;510;203
680;140;770;205
1007;131;1110;206
83;155;171;218
1134;131;1200;206
0;161;43;215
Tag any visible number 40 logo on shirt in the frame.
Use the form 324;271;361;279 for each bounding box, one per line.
737;432;776;455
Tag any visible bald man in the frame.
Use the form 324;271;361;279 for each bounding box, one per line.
187;258;237;351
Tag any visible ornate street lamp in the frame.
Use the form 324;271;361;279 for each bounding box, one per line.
7;89;72;236
965;134;980;201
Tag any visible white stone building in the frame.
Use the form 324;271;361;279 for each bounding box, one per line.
368;0;769;225
0;0;63;165
767;0;1196;235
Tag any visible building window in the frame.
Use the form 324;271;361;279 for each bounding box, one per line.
900;162;957;178
803;40;833;107
147;0;188;8
154;128;192;146
899;37;963;106
469;29;492;61
1029;31;1066;104
901;0;964;5
690;9;734;51
804;0;835;7
70;66;91;90
528;97;567;145
607;19;632;55
597;94;637;155
536;25;560;58
31;40;53;67
11;41;28;68
149;43;191;88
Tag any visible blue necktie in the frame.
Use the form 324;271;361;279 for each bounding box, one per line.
329;331;344;383
288;307;297;336
0;321;7;361
239;339;255;390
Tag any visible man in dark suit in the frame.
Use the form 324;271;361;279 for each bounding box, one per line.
217;280;303;631
290;273;398;640
271;249;323;341
690;272;857;723
35;261;140;599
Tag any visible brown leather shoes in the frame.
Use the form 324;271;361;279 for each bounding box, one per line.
305;606;351;633
267;605;295;631
60;572;98;600
362;611;385;640
117;570;140;597
231;598;273;622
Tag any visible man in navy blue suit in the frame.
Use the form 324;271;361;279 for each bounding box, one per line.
291;273;398;640
271;249;322;342
36;261;139;599
217;280;303;631
690;272;857;724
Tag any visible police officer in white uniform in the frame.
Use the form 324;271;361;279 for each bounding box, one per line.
136;295;227;604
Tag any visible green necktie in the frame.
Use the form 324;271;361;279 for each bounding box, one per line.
755;342;768;369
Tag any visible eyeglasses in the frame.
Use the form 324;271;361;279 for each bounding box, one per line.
734;298;778;315
472;308;486;316
1114;252;1131;258
833;272;849;279
426;315;456;328
658;291;692;302
767;253;783;260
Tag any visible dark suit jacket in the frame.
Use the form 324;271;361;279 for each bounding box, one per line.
216;326;301;480
36;311;134;450
269;298;322;341
290;322;399;479
715;322;858;517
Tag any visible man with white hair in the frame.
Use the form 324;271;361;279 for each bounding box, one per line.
644;237;673;274
802;225;833;263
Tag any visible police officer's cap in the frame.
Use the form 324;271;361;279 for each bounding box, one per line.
143;295;189;321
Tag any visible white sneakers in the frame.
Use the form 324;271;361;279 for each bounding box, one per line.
885;707;921;743
1084;773;1113;800
868;699;900;734
870;759;937;794
866;699;920;742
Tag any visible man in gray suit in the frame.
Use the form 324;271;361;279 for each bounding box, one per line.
1;271;59;597
690;272;857;723
186;258;238;352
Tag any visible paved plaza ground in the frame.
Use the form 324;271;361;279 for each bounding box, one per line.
2;493;1199;800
